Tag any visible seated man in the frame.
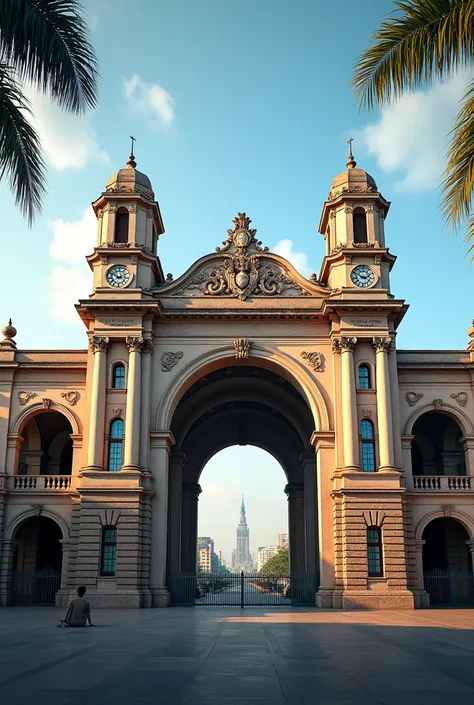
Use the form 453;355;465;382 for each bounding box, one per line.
58;586;93;627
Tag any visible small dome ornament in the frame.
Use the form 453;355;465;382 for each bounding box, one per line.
467;319;474;352
346;136;356;169
1;318;17;349
126;135;137;169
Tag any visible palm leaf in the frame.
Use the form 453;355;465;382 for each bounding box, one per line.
0;0;98;113
352;0;474;111
0;64;46;224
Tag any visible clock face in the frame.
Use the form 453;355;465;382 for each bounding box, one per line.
106;265;131;288
350;265;375;288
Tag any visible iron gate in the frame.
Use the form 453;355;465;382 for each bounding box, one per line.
11;569;61;605
168;572;318;607
424;570;474;606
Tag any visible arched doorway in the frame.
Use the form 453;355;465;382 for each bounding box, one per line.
166;363;318;606
422;517;474;606
11;516;63;605
18;411;74;477
412;412;466;477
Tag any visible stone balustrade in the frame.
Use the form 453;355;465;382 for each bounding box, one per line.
413;475;472;492
9;475;72;491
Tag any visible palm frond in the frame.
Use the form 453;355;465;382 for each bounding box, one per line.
0;64;46;224
442;79;474;252
352;0;474;111
0;0;98;113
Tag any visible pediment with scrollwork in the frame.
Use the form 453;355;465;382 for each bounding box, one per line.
157;213;326;301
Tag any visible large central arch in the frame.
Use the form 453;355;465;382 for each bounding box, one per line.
165;353;325;597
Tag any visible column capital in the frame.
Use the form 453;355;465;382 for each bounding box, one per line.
332;336;357;354
466;539;474;553
89;336;110;353
299;450;316;466
285;482;304;499
170;451;188;468
372;336;394;353
150;430;175;450
310;430;335;449
126;336;145;353
183;482;202;499
142;338;154;354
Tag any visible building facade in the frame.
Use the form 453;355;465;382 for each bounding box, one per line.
1;149;474;609
235;497;252;572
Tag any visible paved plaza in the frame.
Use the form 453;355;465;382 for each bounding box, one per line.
2;607;474;705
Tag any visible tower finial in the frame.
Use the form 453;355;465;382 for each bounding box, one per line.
127;135;137;168
346;136;356;169
1;318;17;349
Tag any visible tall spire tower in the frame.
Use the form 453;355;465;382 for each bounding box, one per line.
236;496;251;571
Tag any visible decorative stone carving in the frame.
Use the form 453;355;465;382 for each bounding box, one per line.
42;398;51;409
406;391;423;407
126;336;144;353
18;391;37;406
161;351;183;372
361;408;372;418
442;504;453;517
61;391;79;406
301;351;325;372
372;337;393;353
363;510;385;528
344;206;353;214
433;398;443;410
112;407;122;417
146;210;153;219
332;337;357;353
107;242;131;249
128;204;138;213
353;242;375;248
107;204;116;213
233;339;251;359
142;339;154;355
330;243;348;255
451;392;468;407
331;339;342;354
89;336;110;353
31;504;43;516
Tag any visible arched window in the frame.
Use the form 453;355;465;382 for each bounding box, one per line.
367;527;383;576
100;526;117;576
112;363;126;389
358;364;371;389
108;419;124;472
360;419;376;472
114;207;129;244
353;208;368;244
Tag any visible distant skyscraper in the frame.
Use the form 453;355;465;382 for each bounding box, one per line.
235;496;252;571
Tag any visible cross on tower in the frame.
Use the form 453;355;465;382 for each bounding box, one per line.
130;135;136;156
347;136;354;156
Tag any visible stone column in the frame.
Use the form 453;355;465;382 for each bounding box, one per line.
149;431;174;606
86;336;109;469
311;431;336;608
0;539;18;606
373;337;396;471
300;451;318;575
388;337;403;470
55;539;70;607
414;539;430;607
122;336;144;471
462;437;474;476
333;337;359;470
167;452;186;576
285;483;305;574
401;435;415;490
139;339;154;472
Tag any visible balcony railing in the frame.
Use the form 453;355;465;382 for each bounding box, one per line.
413;476;472;492
9;475;72;491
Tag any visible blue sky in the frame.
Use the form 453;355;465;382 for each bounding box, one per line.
3;0;473;558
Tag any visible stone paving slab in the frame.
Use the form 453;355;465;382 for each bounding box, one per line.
2;607;474;704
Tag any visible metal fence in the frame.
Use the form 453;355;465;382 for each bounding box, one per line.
424;570;474;606
11;569;61;605
168;572;318;607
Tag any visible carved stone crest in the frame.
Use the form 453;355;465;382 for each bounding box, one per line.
361;408;372;418
42;398;51;409
451;392;468;407
233;339;251;359
406;392;423;407
442;504;453;517
18;391;37;406
301;351;325;372
161;351;183;372
31;504;43;516
61;391;79;406
433;398;443;411
112;407;122;418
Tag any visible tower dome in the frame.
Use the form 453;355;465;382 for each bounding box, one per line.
328;148;377;200
105;151;154;200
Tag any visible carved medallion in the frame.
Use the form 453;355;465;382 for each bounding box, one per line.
406;392;423;407
161;351;183;372
450;392;468;407
301;351;325;372
233;339;251;359
18;391;37;406
61;391;79;406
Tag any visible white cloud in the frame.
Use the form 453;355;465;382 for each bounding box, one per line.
24;85;109;170
360;69;474;192
273;239;312;277
124;74;175;128
48;208;96;323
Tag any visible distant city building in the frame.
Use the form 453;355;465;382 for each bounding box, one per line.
277;533;289;549
257;545;280;572
197;536;222;573
234;496;252;572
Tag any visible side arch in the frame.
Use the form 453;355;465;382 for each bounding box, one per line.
5;507;70;541
11;401;82;436
155;344;331;432
415;509;474;541
404;402;474;437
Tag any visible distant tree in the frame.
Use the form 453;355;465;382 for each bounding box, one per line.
0;0;99;224
352;0;474;257
259;548;289;574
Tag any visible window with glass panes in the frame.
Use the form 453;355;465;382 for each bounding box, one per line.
101;527;117;576
358;364;370;389
112;364;126;389
108;419;124;471
367;527;383;576
360;419;376;472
